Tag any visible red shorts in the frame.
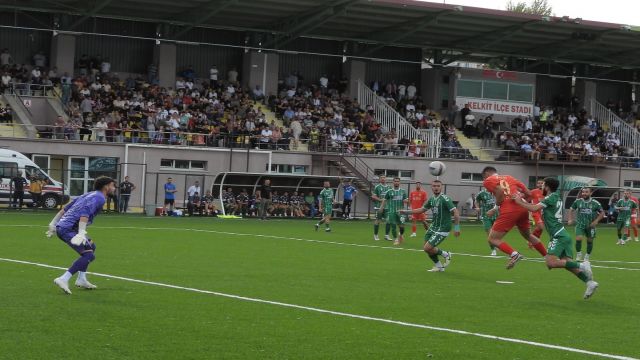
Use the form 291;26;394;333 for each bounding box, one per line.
532;212;543;224
412;213;426;221
491;206;530;233
632;216;637;225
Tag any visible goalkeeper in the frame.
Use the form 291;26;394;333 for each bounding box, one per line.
46;176;116;295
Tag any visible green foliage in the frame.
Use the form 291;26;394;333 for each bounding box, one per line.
506;0;553;16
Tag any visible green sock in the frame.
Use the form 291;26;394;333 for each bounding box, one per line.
385;223;391;235
576;240;582;252
436;248;443;255
576;271;589;283
428;253;439;263
374;224;379;235
565;261;580;270
623;233;628;241
399;227;404;235
587;241;593;254
391;225;397;238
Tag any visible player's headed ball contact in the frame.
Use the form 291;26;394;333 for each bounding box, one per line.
94;176;116;191
429;161;446;177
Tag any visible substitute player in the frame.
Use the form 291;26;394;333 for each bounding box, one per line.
628;194;639;242
409;181;428;237
400;180;459;272
514;177;599;299
379;177;408;245
568;188;605;261
476;189;498;256
46;176;116;294
615;190;638;245
372;176;392;241
481;166;547;269
315;181;334;232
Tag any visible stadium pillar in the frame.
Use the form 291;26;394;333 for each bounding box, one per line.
50;34;76;77
420;68;452;111
242;51;279;99
343;60;366;99
156;43;177;89
575;79;597;105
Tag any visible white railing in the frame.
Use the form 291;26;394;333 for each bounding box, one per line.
357;80;440;158
589;98;640;157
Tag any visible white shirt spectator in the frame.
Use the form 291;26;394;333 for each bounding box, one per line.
407;84;417;98
260;128;272;143
209;67;218;81
405;103;416;112
185;80;194;90
568;114;577;126
31;68;41;79
90;82;102;91
524;118;532;131
175;79;185;90
319;76;328;88
286;88;296;98
226;84;235;94
398;84;406;97
521;143;533;153
533;105;540;117
95;119;107;139
228;69;238;82
100;61;111;73
168;118;180;129
1;74;11;86
187;184;201;198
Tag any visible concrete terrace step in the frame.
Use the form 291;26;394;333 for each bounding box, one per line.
454;130;493;161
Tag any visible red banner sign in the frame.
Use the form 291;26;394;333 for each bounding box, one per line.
482;69;518;81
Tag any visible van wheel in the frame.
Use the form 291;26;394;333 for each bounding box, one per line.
42;194;59;209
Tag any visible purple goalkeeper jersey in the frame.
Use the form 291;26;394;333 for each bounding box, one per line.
57;191;106;230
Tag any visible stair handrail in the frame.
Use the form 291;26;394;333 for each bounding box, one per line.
589;98;640;157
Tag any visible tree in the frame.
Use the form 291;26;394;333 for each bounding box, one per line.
506;0;553;16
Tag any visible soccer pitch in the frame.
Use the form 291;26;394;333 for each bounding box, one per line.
1;214;639;360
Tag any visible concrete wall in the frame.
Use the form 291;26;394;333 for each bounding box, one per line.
22;97;59;126
242;51;279;98
50;34;76;77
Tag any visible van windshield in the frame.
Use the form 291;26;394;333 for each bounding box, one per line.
26;166;50;184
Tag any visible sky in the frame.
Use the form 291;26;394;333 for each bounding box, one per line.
432;0;640;26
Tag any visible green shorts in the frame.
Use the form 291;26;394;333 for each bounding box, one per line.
575;226;596;239
323;205;333;216
375;209;387;221
547;230;574;259
424;230;448;247
482;218;496;232
386;212;406;225
617;218;631;228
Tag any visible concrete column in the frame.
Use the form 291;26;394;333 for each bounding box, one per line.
242;51;279;98
420;68;440;109
342;60;366;99
575;79;597;108
50;34;76;76
156;43;176;89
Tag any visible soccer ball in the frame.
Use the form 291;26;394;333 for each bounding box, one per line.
429;161;446;177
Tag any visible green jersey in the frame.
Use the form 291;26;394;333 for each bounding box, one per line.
373;183;391;209
476;190;498;221
423;194;456;233
616;199;637;221
319;188;334;206
570;198;603;227
384;188;407;214
540;192;564;237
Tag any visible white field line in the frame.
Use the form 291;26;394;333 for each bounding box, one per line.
0;257;637;360
6;224;640;271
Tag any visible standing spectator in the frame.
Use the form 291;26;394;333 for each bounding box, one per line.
407;83;417;99
10;172;27;209
33;51;46;68
0;48;12;67
80;96;93;118
305;191;317;218
163;177;177;215
260;179;272;220
100;58;111;74
28;176;43;208
228;67;238;83
464;193;476;216
459;104;470;130
106;186;118;212
95;117;107;142
118;176;136;213
209;65;218;88
187;180;201;203
341;180;357;219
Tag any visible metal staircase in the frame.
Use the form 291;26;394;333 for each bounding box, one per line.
319;152;376;197
357;80;441;158
589;98;640;157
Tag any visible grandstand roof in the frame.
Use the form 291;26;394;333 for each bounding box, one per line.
5;0;640;70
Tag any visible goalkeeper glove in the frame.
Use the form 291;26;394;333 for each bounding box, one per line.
70;231;88;246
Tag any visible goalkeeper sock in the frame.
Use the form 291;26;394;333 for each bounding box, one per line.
587;241;593;254
60;271;72;282
68;252;95;274
576;240;582;252
374;224;379;235
78;271;87;282
385;223;391;235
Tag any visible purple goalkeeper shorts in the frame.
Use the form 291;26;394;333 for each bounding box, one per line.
56;227;95;255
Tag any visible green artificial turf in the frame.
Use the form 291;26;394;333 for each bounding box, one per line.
0;213;638;359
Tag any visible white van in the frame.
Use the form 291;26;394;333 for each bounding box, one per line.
0;149;70;209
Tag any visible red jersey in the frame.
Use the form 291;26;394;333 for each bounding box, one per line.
529;188;544;222
483;174;528;210
631;196;639;218
409;190;428;209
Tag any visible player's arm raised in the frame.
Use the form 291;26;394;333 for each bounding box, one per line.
513;194;543;212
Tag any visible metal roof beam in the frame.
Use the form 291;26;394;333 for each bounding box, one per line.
170;0;239;40
447;20;539;49
68;0;114;30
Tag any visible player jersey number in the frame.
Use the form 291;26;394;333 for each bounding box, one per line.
499;178;511;196
555;201;563;221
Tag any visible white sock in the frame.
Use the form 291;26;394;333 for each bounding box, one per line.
60;271;72;282
78;271;87;281
435;261;443;268
442;251;450;257
510;251;518;257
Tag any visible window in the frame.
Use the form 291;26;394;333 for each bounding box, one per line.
457;79;534;103
160;159;207;171
509;83;534;102
0;161;18;178
269;164;308;174
374;169;413;180
457;80;482;98
624;180;640;189
483;82;508;100
461;172;483;182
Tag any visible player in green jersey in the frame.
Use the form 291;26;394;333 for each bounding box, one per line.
514;177;598;299
315;181;334;232
568;188;605;261
379;177;408;245
614;190;638;245
475;189;499;256
400;180;460;272
372;176;392;241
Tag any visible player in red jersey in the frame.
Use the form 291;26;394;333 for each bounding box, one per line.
529;179;545;239
628;195;639;242
481;166;547;269
409;181;428;237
